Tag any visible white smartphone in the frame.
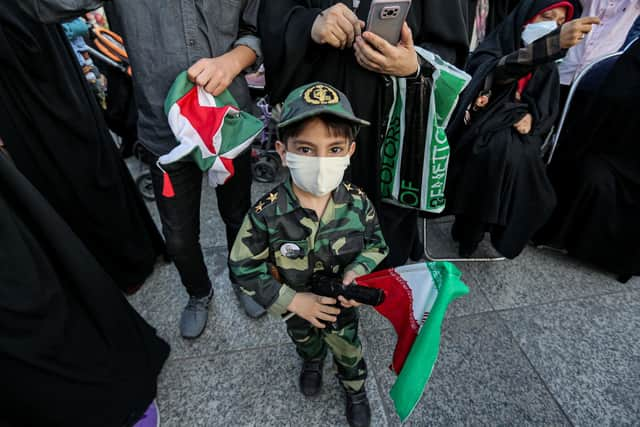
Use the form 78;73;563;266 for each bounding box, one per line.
365;0;412;45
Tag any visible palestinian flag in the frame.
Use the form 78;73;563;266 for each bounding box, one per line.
158;71;263;197
357;262;469;421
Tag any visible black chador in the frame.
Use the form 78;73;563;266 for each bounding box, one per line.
0;152;169;426
446;0;581;258
534;40;640;280
0;2;165;291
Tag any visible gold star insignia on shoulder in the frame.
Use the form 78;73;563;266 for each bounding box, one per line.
254;200;265;213
267;192;278;203
344;183;353;191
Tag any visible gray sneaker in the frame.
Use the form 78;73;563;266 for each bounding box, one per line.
180;289;213;339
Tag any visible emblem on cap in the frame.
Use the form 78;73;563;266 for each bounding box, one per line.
280;242;303;259
303;84;339;105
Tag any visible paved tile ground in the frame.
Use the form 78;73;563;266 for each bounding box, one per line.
126;161;640;427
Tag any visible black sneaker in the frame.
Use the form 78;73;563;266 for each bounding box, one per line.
299;359;323;397
345;388;371;427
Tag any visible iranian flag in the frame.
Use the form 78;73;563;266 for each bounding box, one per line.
356;262;469;421
158;71;263;197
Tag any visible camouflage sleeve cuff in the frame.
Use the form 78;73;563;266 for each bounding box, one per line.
345;262;370;278
267;284;297;316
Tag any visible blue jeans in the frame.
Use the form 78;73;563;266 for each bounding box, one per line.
150;152;251;297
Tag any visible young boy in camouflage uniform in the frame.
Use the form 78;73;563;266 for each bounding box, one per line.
229;82;388;427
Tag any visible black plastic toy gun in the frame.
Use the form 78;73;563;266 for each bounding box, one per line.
309;272;385;307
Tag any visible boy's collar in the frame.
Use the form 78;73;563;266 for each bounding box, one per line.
281;175;352;214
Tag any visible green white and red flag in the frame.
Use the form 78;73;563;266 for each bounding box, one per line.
356;262;469;421
158;71;263;197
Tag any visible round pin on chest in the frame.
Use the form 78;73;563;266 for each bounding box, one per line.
280;242;303;258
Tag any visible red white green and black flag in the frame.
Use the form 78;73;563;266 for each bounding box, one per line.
159;71;263;197
356;262;469;421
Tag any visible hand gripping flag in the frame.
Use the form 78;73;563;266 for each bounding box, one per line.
356;262;469;421
158;71;263;197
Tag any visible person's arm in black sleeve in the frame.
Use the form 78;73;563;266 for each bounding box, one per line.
258;1;323;103
493;29;565;85
411;0;472;68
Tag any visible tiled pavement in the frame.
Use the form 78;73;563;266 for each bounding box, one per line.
126;162;640;427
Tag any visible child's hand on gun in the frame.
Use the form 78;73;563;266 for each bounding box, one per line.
338;270;361;308
287;293;340;328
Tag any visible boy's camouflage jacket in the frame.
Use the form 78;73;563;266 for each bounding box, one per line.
229;178;388;316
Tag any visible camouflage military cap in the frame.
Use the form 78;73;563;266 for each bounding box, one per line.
277;82;370;130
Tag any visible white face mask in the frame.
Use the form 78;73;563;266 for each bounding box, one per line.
521;20;558;45
285;152;351;196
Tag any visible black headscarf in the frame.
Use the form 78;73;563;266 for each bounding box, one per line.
486;0;522;35
469;0;579;72
448;0;582;141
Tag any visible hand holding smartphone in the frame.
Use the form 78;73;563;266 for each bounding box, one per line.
365;0;412;45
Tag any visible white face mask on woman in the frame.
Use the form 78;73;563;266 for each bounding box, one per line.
285;152;351;196
521;20;558;45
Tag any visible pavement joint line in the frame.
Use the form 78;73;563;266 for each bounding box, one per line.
360;332;394;427
428;220;640;291
489;284;639;315
166;337;394;426
496;312;576;427
166;339;295;363
363;311;577;426
368;372;392;427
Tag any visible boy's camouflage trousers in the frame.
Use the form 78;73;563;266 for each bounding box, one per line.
286;307;367;392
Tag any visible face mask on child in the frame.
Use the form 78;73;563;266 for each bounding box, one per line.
521;20;558;45
285;152;351;196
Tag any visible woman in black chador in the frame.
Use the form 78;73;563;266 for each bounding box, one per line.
446;0;595;258
0;149;169;426
534;39;640;282
0;2;165;292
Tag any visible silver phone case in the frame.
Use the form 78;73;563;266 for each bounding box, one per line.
366;0;412;45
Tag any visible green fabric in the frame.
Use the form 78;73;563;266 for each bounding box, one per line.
380;49;471;213
390;262;469;421
160;71;262;179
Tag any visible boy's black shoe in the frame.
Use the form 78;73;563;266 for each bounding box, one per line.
299;359;323;396
345;388;371;427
